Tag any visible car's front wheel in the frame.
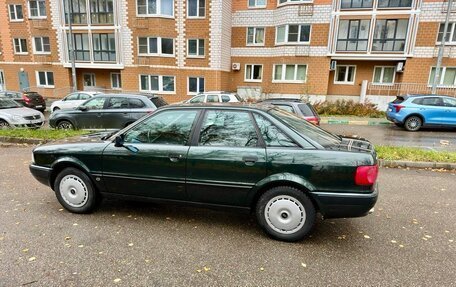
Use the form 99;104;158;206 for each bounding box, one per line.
56;120;74;130
0;120;10;129
54;167;100;213
256;186;316;242
404;116;422;131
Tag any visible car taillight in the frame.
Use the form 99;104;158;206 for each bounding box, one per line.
393;105;404;113
22;94;31;103
355;165;379;186
305;117;320;125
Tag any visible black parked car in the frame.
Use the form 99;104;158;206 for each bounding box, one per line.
31;104;378;242
49;94;165;129
0;90;46;112
261;98;321;125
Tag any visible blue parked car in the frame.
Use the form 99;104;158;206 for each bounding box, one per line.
386;94;456;131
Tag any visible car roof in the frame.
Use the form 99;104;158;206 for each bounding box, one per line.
161;102;275;111
403;94;449;98
262;98;303;102
197;91;235;95
73;91;101;95
95;93;148;98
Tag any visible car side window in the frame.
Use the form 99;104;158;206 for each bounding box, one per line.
82;97;106;110
274;104;295;114
66;93;79;101
106;97;129;109
253;114;298;147
298;104;314;116
207;95;219;103
221;95;231;103
189;95;204;103
199;111;259;147
443;98;456;107
422;97;443;106
123;110;198;145
79;93;91;100
412;98;423;105
129;98;146;108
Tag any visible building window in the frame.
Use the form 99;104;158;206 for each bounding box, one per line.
28;0;46;18
188;0;205;17
377;0;412;8
140;75;176;93
33;37;51;54
90;0;114;24
137;0;174;17
64;0;87;24
335;65;356;84
188;77;205;94
340;0;372;9
93;33;116;61
245;64;263;82
428;67;456;87
111;73;122;89
187;39;204;57
9;5;23;21
337;20;370;51
373;66;395;85
68;33;90;61
437;22;456;44
13;38;28;54
372;19;408;52
247;27;265;46
138;37;174;56
248;0;266;8
36;71;54;87
273;64;307;83
276;24;311;45
83;73;96;87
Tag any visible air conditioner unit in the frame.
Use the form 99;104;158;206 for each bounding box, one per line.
330;60;337;71
396;62;404;72
232;63;241;71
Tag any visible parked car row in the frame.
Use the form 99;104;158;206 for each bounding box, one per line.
0;90;46;112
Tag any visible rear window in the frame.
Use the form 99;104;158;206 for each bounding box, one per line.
150;97;168;107
393;96;405;104
273;104;295;114
298;104;314;116
129;98;145;108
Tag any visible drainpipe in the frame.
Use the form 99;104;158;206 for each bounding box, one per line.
67;0;77;92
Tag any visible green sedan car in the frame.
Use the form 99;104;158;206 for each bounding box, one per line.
30;104;378;242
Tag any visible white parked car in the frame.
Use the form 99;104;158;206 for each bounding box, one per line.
185;91;243;104
50;91;101;112
0;97;45;128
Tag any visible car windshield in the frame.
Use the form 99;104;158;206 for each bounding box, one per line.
0;98;21;109
269;108;341;147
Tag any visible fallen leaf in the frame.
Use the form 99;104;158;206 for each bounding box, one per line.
424;235;432;239
422;237;428;241
364;235;371;239
113;278;121;283
399;245;404;248
445;230;450;233
28;257;36;262
128;243;134;247
65;236;71;241
449;239;454;243
391;240;397;244
22;248;29;253
58;209;64;212
259;267;264;271
301;263;307;268
73;223;78;226
196;269;202;273
78;245;84;248
203;266;210;272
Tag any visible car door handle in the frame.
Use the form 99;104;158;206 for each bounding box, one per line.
243;156;258;166
169;153;183;162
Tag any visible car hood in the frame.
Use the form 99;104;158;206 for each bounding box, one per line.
0;107;43;117
45;131;118;146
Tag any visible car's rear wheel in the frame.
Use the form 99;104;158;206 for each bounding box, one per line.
404;116;422;131
0;120;10;129
57;120;74;130
54;167;99;213
256;186;316;242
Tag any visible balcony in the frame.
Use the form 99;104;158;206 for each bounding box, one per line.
441;0;456;13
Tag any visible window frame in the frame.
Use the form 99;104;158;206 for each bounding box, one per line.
372;66;396;85
9;4;24;22
187;77;205;95
272;64;307;83
244;64;263;82
427;66;456;88
275;24;311;45
187;0;205;18
340;0;373;10
436;22;456;45
28;0;47;19
248;0;267;9
111;72;122;89
13;38;28;54
187;39;205;58
277;0;311;7
139;74;176;94
336;19;370;52
83;73;96;87
36;71;55;88
92;33;116;62
334;65;356;85
372;19;409;52
63;0;87;24
377;0;412;9
246;27;265;46
32;36;51;54
138;37;175;57
67;33;91;61
136;0;175;18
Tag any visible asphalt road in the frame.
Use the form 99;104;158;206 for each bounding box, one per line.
0;146;455;286
322;124;456;151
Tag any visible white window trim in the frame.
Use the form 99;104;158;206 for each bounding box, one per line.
36;71;54;88
436;22;456;46
244;64;263;82
246;27;265;46
372;66;396;86
110;72;122;89
137;37;175;57
32;37;51;55
248;0;267;9
334;65;356;85
187;77;205;95
187;0;206;19
187;39;205;58
9;4;24;22
28;0;47;19
277;0;313;7
427;66;456;88
136;0;175;18
13;39;28;55
139;74;176;94
275;24;311;46
272;64;307;83
83;73;96;87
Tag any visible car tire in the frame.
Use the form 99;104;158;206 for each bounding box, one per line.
404;116;422;132
0;119;10;129
57;120;74;130
256;186;316;242
54;167;100;213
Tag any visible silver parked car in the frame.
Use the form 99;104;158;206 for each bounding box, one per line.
0;97;45;128
185;91;243;104
50;91;101;112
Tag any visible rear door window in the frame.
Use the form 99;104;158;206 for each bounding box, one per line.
79;93;92;100
421;97;444;106
206;95;219;103
412;98;423;105
65;93;79;101
298;104;314;116
253;114;298;147
106;97;129;109
189;95;204;103
150;97;168;107
129;98;146;108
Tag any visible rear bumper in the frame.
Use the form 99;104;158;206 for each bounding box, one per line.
311;184;378;219
29;164;52;187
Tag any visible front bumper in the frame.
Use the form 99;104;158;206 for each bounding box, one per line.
311;184;378;219
12;120;45;128
29;164;52;187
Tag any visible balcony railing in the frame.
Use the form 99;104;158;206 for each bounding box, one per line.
367;82;456;97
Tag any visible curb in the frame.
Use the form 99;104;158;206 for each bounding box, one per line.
321;119;391;126
0;136;48;145
379;159;456;170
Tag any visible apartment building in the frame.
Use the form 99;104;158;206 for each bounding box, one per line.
0;0;455;107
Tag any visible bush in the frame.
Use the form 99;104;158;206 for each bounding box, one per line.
313;100;385;118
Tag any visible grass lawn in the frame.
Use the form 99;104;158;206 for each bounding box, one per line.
376;146;456;163
0;129;88;140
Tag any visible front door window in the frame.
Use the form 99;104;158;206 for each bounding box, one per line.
82;97;106;110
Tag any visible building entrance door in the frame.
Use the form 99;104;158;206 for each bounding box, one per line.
18;71;30;91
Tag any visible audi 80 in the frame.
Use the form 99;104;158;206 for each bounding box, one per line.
30;104;378;242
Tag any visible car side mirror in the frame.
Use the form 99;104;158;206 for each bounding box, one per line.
78;106;88;111
114;135;139;153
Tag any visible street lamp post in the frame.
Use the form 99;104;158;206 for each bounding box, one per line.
66;0;77;92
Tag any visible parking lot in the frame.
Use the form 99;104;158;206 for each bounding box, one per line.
1;146;455;286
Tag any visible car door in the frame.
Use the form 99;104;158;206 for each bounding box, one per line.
419;97;445;125
101;109;199;199
61;93;80;109
103;97;131;128
443;97;456;125
186;109;267;207
76;97;107;129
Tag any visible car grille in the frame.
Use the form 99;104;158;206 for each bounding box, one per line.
23;115;41;120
